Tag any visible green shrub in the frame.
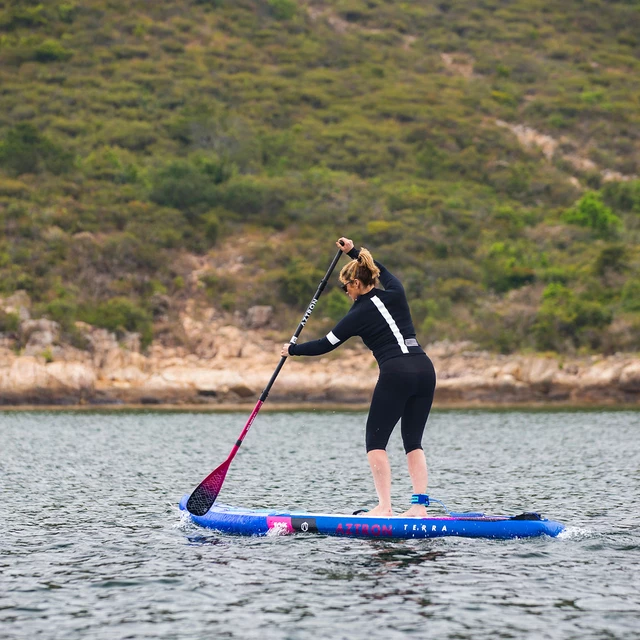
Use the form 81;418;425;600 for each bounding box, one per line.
83;146;140;184
161;40;185;54
562;192;622;238
102;233;164;272
80;297;153;348
541;267;570;285
112;45;149;60
602;180;640;213
621;279;640;312
35;40;73;63
416;298;453;340
533;283;612;351
0;124;74;176
219;292;236;311
491;205;526;235
593;245;628;276
365;220;404;244
191;153;234;185
135;217;183;250
438;278;482;303
470;307;535;355
482;242;536;293
203;210;220;246
491;89;518;107
321;288;351;322
268;0;297;20
150;161;217;211
218;176;287;224
385;184;431;211
57;3;78;23
0;178;29;197
101;122;157;152
200;270;234;302
200;272;219;295
0;310;19;333
220;177;267;215
0;4;48;30
580;90;606;105
46;298;78;332
280;258;323;305
413;298;451;325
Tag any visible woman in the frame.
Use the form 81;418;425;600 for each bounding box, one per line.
281;237;436;517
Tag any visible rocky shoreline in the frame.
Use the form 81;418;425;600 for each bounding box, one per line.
1;293;640;408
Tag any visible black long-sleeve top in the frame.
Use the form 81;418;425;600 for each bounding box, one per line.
289;248;424;366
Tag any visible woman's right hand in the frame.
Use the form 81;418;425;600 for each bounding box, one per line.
337;237;354;253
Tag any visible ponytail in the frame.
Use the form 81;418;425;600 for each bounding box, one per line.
339;248;380;287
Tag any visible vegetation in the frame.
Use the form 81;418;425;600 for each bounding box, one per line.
0;0;639;354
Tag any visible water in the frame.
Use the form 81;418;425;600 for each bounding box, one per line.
1;409;639;639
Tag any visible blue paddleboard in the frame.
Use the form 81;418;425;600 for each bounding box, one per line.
179;496;564;539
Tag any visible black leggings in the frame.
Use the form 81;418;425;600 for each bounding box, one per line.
365;354;436;453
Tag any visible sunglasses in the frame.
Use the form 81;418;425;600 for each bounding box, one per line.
340;280;354;293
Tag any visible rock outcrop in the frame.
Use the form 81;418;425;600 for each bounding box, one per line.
1;294;639;407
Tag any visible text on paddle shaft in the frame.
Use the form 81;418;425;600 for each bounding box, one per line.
299;298;318;327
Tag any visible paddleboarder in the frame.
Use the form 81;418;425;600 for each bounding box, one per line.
282;237;436;517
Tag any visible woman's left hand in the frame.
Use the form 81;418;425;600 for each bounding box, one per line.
281;343;291;357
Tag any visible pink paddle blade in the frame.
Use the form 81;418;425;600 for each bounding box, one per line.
186;460;230;516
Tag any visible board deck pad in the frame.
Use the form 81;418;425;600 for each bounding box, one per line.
180;496;565;540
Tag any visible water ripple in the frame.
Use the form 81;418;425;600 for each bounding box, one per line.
1;409;639;639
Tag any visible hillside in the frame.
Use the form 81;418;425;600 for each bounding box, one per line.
0;0;639;355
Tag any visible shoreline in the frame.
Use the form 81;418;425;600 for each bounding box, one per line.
1;401;639;412
1;312;639;410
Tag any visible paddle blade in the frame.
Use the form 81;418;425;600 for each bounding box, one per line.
186;460;230;516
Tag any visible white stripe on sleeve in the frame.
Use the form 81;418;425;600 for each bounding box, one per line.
326;331;341;345
371;296;409;354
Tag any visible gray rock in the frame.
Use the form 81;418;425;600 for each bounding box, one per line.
246;305;273;329
150;294;171;319
20;319;60;354
4;290;31;321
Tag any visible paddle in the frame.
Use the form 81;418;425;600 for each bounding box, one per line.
186;242;346;516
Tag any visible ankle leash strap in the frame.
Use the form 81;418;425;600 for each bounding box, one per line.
411;494;430;505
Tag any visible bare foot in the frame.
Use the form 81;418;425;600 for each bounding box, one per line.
399;505;428;518
355;505;393;517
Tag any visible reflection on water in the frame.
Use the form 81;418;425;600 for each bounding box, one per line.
1;409;639;639
185;535;227;546
365;542;448;569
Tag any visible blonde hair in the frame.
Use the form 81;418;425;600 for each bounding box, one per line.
339;248;380;287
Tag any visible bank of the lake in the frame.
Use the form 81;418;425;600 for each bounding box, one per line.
1;328;640;407
2;294;640;407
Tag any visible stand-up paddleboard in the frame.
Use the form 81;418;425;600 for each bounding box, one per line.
179;496;564;540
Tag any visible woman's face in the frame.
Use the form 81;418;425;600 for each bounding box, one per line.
342;278;361;301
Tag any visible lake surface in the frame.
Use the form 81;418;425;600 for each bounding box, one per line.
1;409;639;639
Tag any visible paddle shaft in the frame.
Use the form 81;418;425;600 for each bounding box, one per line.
186;244;345;515
226;244;345;458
